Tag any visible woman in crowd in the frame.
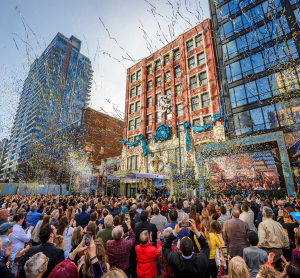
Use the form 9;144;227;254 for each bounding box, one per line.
66;206;75;223
200;208;210;223
189;205;201;228
71;226;84;250
40;215;50;230
31;213;45;246
54;235;69;260
57;216;75;253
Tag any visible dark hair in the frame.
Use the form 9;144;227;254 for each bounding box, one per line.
82;204;87;212
241;203;249;212
103;210;109;218
57;216;69;235
39;223;54;243
169;209;178;221
153;207;159;215
129;209;136;219
113;216;120;226
177;202;183;210
180;237;193;256
140;210;149;221
189;205;197;222
39;213;45;220
250;201;256;208
285;261;300;278
142;202;148;210
40;215;51;230
12;212;24;222
196;203;203;214
87;222;96;237
220;206;226;215
90;212;97;222
119;213;125;224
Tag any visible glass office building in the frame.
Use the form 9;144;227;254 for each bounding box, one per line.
1;33;93;182
209;0;300;138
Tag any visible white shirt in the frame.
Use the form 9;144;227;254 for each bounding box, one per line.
63;226;74;253
8;224;31;259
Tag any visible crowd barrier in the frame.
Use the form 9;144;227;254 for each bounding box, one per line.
0;183;69;196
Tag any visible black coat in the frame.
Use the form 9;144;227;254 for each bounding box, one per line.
162;231;210;278
75;211;90;228
19;242;65;278
134;220;158;247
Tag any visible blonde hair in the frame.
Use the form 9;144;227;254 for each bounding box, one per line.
54;235;64;249
200;208;210;222
200;219;211;248
71;226;82;248
101;269;127;278
66;206;75;222
228;256;250;278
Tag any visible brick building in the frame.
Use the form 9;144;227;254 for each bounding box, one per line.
121;20;225;195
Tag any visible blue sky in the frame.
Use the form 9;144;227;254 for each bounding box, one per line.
0;0;210;140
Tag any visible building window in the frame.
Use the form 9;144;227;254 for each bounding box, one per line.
130;88;135;98
147;80;152;91
147;114;152;126
175;83;182;96
186;39;194;52
164;54;170;66
155;92;161;104
156;76;161;87
188;57;196;70
156;111;162;123
146;132;152;145
165;71;171;82
147;97;152;108
197;52;205;65
177;123;184;137
147;65;152;75
191;96;200;111
201;92;210;108
137;69;141;80
127;137;134;149
129;103;135;114
199;71;208;86
136;85;141;95
165;88;171;100
190;76;197;90
203;115;212;126
155;60;161;71
131;73;136;83
174;49;180;60
193;118;201;127
176;103;183;117
195;34;203;47
175;66;181;78
129;120;134;130
135;100;141;112
166;107;172;120
127;155;139;170
135;117;140;129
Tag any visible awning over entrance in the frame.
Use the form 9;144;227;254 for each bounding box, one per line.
107;172;170;181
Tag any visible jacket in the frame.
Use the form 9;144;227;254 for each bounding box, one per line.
136;241;162;278
75;211;90;228
162;231;210;278
165;221;190;246
240;211;257;232
134;220;158;247
96;226;114;249
223;218;249;257
150;214;167;239
19;242;64;278
26;211;41;227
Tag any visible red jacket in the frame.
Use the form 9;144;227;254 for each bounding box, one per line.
135;241;162;278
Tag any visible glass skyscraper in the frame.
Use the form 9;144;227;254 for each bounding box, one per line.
1;33;93;182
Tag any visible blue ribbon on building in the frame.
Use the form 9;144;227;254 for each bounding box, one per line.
183;113;221;152
154;124;170;141
121;134;148;156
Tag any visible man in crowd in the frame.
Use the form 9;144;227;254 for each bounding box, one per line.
24;252;48;278
223;207;249;257
106;217;135;275
258;206;289;268
132;204;140;222
49;209;59;229
218;205;231;225
176;201;189;222
182;200;190;213
0;221;15;264
162;219;210;278
75;204;90;228
150;207;167;242
96;214;114;248
19;224;64;278
240;203;257;232
0;209;9;225
27;204;41;228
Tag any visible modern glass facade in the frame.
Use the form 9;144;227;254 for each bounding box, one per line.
1;33;93;182
209;0;300;137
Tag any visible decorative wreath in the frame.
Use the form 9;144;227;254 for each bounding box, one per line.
155;124;170;141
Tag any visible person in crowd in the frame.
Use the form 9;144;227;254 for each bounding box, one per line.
136;230;162;278
66;206;75;223
106;217;134;275
31;213;45;246
176;201;189;222
250;201;260;223
134;210;158;247
162;218;209;278
0;209;9;225
40;215;50;230
292;229;300;265
258;206;289;269
158;227;181;278
131;204;140;222
217;254;251;278
99;209;109;229
71;226;83;250
75;204;90;229
53;235;69;260
24;252;48;278
19;224;65;278
183;200;190;213
96;214;114;249
0;221;15;264
243;230;268;278
49;209;60;229
256;201;267;226
223;207;249;257
57;216;75;253
240;203;257;232
217;205;231;225
189;205;201;228
8;213;33;259
200;208;210;222
150;206;167;242
122;209;137;233
27;204;41;228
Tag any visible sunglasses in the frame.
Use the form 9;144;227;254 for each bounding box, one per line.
44;257;49;265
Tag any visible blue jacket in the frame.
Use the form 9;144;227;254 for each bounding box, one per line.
165;221;190;245
135;211;140;222
75;212;90;229
27;211;41;228
108;207;121;218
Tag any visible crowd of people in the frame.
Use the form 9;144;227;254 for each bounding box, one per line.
0;192;300;278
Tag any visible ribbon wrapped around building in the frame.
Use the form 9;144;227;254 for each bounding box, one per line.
154;124;170;141
121;134;148;156
183;113;221;152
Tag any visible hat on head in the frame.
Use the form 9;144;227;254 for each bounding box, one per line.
247;230;258;242
161;205;168;212
0;222;16;232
